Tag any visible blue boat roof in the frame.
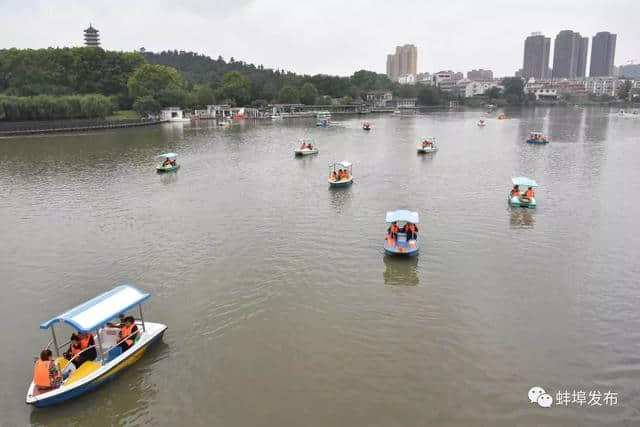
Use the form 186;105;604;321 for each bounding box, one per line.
386;210;420;224
40;285;150;333
512;176;538;187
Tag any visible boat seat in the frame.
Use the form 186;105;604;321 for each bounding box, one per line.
64;361;101;386
107;346;122;362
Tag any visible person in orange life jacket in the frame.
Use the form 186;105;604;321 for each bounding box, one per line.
33;349;62;390
404;223;419;240
388;222;399;240
525;187;535;199
65;332;97;368
118;316;139;352
511;185;520;198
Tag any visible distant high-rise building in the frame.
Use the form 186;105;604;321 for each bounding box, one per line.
385;44;417;82
552;30;585;79
576;36;589;77
522;32;550;80
83;24;100;47
590;32;617;77
467;69;494;80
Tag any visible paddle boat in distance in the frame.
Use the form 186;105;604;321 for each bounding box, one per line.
155;153;180;172
316;111;332;127
477;118;487;127
363;122;371;131
497;112;506;120
417;137;438;154
526;131;549;144
384;210;420;256
294;140;319;156
328;161;353;187
25;285;167;408
508;177;538;208
392;109;401;116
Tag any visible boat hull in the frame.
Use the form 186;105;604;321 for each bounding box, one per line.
384;236;420;256
156;164;180;173
328;178;353;187
26;322;166;408
526;139;549;145
508;195;536;208
294;149;318;156
417;147;437;153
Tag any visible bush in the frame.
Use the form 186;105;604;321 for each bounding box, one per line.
0;94;113;121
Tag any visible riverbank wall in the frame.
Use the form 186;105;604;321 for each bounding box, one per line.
0;118;165;137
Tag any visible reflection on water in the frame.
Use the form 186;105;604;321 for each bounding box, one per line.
328;185;353;213
159;171;179;185
383;255;419;286
509;208;535;228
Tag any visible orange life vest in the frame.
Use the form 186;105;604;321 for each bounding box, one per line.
526;189;535;198
119;324;138;346
33;360;60;388
391;225;398;234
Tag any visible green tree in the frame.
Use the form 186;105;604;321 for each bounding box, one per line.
127;64;185;101
133;95;161;116
339;95;353;105
278;85;300;103
193;84;215;107
215;71;251;106
486;86;501;100
417;86;441;106
299;82;319;105
501;77;525;104
315;95;332;105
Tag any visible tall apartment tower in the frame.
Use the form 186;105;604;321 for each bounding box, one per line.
385;44;417;82
590;32;617;77
83;24;100;47
552;30;586;79
522;32;551;79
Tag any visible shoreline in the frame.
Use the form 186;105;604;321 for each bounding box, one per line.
0;118;165;137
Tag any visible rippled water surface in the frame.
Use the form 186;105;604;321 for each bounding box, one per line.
1;108;640;426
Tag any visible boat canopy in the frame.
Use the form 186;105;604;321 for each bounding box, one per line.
530;131;545;136
386;210;420;224
331;161;351;168
511;177;538;187
40;285;150;333
156;153;177;159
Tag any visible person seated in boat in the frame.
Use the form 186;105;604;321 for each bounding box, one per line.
300;142;307;149
65;332;97;368
341;170;349;180
525;186;535;199
33;349;62;391
118;316;140;353
162;157;171;166
511;185;520;198
170;158;176;166
307;143;313;150
388;222;399;240
404;223;419;240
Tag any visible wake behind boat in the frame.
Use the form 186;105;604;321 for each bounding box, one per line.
26;285;166;407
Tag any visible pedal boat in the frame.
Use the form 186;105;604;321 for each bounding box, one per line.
417;137;438;153
155;153;180;172
25;285;167;408
508;177;537;208
294;140;319;156
384;210;420;256
328;161;353;187
526;131;549;144
362;122;371;131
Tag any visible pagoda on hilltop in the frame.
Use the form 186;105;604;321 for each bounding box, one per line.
83;24;100;47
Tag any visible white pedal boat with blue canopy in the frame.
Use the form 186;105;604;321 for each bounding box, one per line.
417;137;438;153
384;210;420;256
26;285;166;408
155;153;180;172
508;176;537;208
328;161;353;187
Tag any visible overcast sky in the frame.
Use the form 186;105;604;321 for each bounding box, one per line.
1;0;638;77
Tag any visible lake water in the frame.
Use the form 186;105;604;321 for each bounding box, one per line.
1;108;640;426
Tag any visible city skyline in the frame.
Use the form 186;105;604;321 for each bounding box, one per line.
0;0;638;77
